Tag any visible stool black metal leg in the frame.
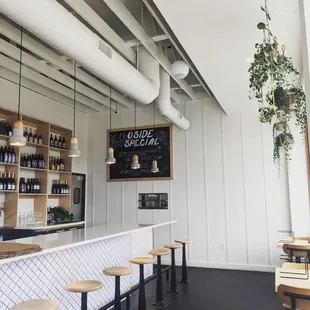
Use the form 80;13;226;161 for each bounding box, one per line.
81;292;87;310
126;294;131;310
114;276;121;310
152;256;168;307
179;243;190;284
165;269;169;281
168;249;178;294
138;264;146;310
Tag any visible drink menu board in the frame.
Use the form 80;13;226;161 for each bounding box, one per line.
107;124;173;181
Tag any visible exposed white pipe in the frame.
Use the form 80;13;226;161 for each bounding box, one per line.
0;0;159;104
157;68;190;130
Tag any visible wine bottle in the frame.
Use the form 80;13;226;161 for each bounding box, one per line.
0;146;3;163
7;147;12;164
60;158;65;171
62;137;66;149
0;173;3;191
33;130;38;144
56;157;60;171
50;134;54;147
54;135;58;148
3;146;8;164
38;133;43;145
28;128;33;143
58;136;62;148
24;126;28;141
11;172;16;191
3;172;7;190
8;122;12;137
12;147;16;164
7;172;12;190
41;154;45;169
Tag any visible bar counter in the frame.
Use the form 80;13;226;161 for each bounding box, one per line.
0;221;175;310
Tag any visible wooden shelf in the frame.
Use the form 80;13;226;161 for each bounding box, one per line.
48;194;71;197
0;134;9;140
0;162;18;166
19;193;47;197
24;142;49;148
0;190;17;193
49;146;68;153
20;167;48;172
48;170;71;175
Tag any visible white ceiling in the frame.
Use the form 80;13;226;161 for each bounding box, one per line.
153;0;301;114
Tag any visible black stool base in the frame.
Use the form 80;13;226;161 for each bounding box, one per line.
179;279;190;284
167;289;178;294
152;301;169;307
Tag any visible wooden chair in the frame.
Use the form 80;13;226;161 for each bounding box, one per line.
283;262;309;270
11;300;57;310
283;244;310;263
278;285;310;309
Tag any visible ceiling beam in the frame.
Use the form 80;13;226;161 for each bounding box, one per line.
127;34;168;47
62;0;136;65
0;53;103;112
0;19;132;108
142;0;213;98
102;0;196;100
0;66;92;114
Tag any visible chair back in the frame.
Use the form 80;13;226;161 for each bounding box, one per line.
278;285;310;309
283;244;310;259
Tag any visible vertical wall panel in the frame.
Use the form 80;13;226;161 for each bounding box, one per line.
185;102;207;262
221;112;248;264
203;102;227;263
241;108;269;265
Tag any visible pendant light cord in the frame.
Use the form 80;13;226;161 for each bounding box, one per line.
109;84;112;132
73;61;76;137
17;27;24;120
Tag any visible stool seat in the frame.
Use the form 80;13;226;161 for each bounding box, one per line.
175;239;193;244
164;243;183;249
148;249;170;256
103;266;132;276
66;280;103;293
11;300;57;310
129;256;154;265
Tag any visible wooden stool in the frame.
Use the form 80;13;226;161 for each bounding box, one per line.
175;239;192;284
11;300;58;310
66;280;103;310
164;244;183;294
103;266;132;310
148;249;170;307
129;257;155;310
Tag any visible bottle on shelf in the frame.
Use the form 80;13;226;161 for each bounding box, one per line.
38;133;43;145
11;172;16;191
24;126;28;141
7;122;12;137
0;173;3;191
51;179;69;194
3;146;8;164
50;134;54;147
33;129;38;144
20;178;41;194
58;136;62;148
2;172;7;190
54;135;58;148
19;177;26;193
12;147;16;164
7;172;12;190
62;137;66;149
28;128;33;143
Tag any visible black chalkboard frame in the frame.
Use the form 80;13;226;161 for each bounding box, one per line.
107;124;173;182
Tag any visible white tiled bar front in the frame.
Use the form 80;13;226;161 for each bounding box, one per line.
0;222;175;310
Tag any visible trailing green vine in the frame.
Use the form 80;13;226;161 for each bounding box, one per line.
249;0;306;166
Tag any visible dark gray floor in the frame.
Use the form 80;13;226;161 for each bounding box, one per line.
131;267;282;310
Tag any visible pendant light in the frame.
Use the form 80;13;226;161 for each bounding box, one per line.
9;27;26;147
131;100;140;170
68;61;81;158
150;101;159;173
105;84;116;164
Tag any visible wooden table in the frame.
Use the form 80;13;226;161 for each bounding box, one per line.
277;240;309;249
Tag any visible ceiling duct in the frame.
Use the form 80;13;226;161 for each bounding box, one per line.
0;0;159;104
157;68;190;130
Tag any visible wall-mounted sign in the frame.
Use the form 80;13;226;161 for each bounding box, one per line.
107;124;173;181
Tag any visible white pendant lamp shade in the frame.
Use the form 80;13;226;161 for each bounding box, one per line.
9;120;26;146
131;154;140;170
68;136;81;158
105;147;116;164
151;160;159;173
171;60;190;79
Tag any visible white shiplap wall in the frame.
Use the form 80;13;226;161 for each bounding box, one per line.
88;99;292;271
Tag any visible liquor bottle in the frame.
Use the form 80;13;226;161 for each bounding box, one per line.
7;122;12;137
54;135;58;148
0;146;3;163
60;158;65;171
41;154;45;169
38;133;43;145
30;178;34;194
11;172;16;191
58;136;62;148
65;179;69;194
50;134;54;147
2;172;7;190
27;154;31;168
19;177;26;193
28;128;33;143
3;146;8;164
24;126;28;141
37;178;41;193
7;172;12;190
0;173;3;191
12;147;16;164
33;130;38;144
62;137;66;149
56;157;60;171
7;147;12;164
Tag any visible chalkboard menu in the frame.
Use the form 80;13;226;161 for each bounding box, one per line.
107;124;173;181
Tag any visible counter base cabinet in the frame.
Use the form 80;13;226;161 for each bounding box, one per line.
0;229;152;310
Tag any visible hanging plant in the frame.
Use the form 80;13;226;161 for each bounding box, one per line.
248;0;306;166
